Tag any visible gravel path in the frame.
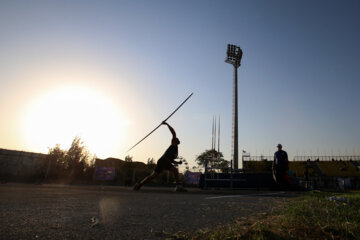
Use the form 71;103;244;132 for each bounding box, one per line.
0;184;295;239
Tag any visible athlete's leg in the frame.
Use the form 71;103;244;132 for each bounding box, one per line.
169;166;180;185
134;171;159;191
140;171;158;186
169;166;187;192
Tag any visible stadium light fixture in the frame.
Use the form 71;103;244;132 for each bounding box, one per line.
225;44;243;68
225;44;243;170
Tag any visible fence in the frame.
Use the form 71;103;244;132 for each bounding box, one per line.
293;156;360;161
242;155;273;161
242;155;360;161
0;148;47;179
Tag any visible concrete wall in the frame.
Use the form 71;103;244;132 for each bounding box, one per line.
0;148;48;180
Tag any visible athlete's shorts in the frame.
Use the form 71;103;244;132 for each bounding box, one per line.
154;158;174;174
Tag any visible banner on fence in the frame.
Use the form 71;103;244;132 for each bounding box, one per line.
95;167;115;181
185;171;201;185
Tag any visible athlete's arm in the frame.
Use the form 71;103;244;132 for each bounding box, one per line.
162;121;176;138
285;151;289;170
272;153;276;171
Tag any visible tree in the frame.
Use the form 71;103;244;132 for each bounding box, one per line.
195;149;229;172
47;136;94;181
147;158;155;165
46;144;66;179
65;136;92;179
177;156;189;173
125;155;133;162
192;165;203;172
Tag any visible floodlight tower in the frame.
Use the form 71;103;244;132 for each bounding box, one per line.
225;44;243;170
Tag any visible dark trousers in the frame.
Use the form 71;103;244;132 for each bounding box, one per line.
274;167;288;185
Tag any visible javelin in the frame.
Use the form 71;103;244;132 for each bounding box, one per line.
126;92;193;152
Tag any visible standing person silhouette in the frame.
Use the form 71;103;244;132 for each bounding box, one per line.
133;121;187;192
272;144;289;186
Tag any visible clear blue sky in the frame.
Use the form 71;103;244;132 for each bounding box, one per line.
1;1;360;168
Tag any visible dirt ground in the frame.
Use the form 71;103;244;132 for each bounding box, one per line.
0;183;297;240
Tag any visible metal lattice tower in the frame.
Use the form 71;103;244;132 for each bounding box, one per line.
225;44;243;170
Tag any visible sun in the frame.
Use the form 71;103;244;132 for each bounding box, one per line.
22;86;128;157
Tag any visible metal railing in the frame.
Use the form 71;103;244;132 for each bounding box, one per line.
242;155;273;161
203;160;246;189
241;155;360;161
293;156;360;161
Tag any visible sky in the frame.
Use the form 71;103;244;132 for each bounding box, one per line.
1;0;360;168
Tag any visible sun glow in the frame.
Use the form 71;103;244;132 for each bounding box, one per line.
23;86;128;157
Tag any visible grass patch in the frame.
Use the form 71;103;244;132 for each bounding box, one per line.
279;191;360;239
165;191;360;240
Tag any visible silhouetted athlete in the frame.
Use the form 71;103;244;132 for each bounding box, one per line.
133;121;186;192
272;143;289;186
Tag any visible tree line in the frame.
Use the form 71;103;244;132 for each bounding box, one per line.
45;136;95;182
44;136;230;184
